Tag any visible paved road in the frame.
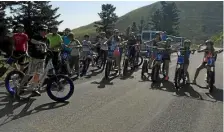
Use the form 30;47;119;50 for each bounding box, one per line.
0;52;223;132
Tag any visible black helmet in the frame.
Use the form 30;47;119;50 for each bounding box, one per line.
39;25;48;30
51;26;58;30
65;28;71;32
205;39;214;45
17;24;24;28
84;34;89;38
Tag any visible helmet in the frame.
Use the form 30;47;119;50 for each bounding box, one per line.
100;31;106;35
84;34;89;38
155;32;160;35
68;32;74;38
166;37;172;42
205;39;214;45
17;24;24;28
39;25;48;30
114;29;119;33
184;39;191;43
65;28;71;32
51;26;58;30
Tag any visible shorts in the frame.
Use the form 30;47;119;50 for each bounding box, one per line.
13;51;26;64
27;59;45;75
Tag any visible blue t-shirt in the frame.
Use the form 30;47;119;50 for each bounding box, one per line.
63;36;71;52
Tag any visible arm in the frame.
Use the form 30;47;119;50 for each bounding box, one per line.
75;39;82;48
198;48;206;53
25;34;29;52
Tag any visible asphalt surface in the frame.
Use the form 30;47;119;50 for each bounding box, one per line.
0;52;223;132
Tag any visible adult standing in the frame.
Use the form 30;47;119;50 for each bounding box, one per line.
107;29;122;75
46;26;63;72
67;32;82;78
12;24;29;71
99;32;108;69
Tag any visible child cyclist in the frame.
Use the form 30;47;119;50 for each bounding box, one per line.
192;40;223;84
160;38;173;81
178;39;195;83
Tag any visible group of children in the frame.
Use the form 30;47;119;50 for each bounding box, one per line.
149;33;222;84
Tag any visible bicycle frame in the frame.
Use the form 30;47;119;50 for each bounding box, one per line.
18;58;55;92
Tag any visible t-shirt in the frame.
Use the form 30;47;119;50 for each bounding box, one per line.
100;37;108;50
109;36;120;51
82;40;91;51
69;39;81;56
13;33;28;52
46;33;62;51
28;34;48;59
62;36;71;52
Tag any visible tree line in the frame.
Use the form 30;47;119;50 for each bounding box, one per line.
0;1;62;37
94;1;180;38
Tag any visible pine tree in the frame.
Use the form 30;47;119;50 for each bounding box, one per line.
160;1;179;35
131;22;138;34
150;1;180;35
138;16;145;34
0;2;17;35
125;26;131;38
10;1;63;37
150;9;162;31
94;4;118;37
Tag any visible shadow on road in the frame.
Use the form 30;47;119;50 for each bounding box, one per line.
150;81;176;93
177;84;203;100
0;94;69;127
205;86;223;102
91;73;118;88
85;68;104;79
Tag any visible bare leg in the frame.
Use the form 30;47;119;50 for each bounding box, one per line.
193;63;206;83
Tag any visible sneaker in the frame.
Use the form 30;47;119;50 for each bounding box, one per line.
204;74;207;81
31;90;41;97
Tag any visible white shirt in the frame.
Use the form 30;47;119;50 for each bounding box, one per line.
100;37;108;50
69;41;81;56
82;40;91;51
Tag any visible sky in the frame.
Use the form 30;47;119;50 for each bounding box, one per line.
50;1;156;31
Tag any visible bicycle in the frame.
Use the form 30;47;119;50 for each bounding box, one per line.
151;47;165;83
200;49;223;93
141;44;152;80
58;51;72;76
174;49;195;91
104;45;119;80
123;43;143;76
0;54;29;78
5;46;74;102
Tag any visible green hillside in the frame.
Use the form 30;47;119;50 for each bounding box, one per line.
72;1;223;43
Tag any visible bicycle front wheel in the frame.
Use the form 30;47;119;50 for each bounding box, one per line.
46;75;74;102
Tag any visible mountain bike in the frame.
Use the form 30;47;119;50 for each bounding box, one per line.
5;47;74;102
0;54;29;78
203;49;223;93
123;44;143;76
174;49;195;90
151;47;165;83
105;46;118;80
141;44;153;80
